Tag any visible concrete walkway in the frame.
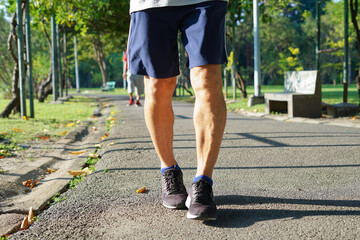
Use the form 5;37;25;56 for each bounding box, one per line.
11;96;360;239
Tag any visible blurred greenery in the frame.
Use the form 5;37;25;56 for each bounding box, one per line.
0;95;96;143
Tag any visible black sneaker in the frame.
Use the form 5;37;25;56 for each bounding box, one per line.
185;179;217;220
161;167;188;209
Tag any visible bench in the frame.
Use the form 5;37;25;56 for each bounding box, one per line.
101;81;116;91
264;70;322;118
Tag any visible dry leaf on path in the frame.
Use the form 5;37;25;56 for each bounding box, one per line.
66;123;75;127
0;156;5;159
68;168;92;176
106;142;115;146
28;207;34;225
99;133;109;141
88;153;100;159
20;216;28;230
69;150;86;155
22;179;40;188
46;168;58;174
136;187;146;193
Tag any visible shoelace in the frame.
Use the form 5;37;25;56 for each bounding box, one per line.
164;170;184;194
193;180;213;204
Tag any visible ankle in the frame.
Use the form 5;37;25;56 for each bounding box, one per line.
193;175;213;186
161;164;180;175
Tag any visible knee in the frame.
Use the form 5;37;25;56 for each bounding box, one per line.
191;65;223;99
145;77;176;103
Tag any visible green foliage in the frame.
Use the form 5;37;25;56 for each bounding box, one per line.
278;47;304;75
0;9;13;95
47;192;67;205
0;143;24;158
68;175;84;189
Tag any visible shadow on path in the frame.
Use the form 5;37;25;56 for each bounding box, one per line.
205;195;360;228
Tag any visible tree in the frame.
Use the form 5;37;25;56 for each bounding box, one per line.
0;0;27;117
1;0;130;116
0;9;13;95
350;0;360;96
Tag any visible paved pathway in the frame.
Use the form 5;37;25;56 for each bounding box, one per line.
11;96;360;239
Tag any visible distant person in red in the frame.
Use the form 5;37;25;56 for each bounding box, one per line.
123;52;144;107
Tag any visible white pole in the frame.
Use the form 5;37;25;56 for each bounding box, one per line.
253;0;261;97
74;36;80;93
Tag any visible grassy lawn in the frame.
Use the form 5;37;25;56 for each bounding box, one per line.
0;94;97;144
174;84;360;114
0;83;358;144
224;84;359;113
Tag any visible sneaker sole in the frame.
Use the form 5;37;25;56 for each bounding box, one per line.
186;212;217;221
163;202;187;210
185;196;217;221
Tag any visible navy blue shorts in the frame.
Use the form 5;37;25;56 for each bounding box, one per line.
127;1;228;79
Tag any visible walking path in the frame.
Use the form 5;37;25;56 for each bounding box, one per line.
8;95;360;239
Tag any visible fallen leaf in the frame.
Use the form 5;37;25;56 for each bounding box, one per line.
106;142;115;146
28;207;34;225
352;116;357;120
111;111;117;114
23;116;29;120
68;168;92;176
20;216;28;230
46;168;58;173
0;156;5;159
88;153;100;159
38;135;50;140
66;123;75;127
99;133;109;141
69;150;86;155
22;179;40;188
136;187;146;193
12;128;23;132
59;131;68;136
94;144;102;148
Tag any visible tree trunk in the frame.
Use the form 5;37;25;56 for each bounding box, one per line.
92;34;108;87
0;64;20;117
38;71;52;102
350;0;360;97
0;3;26;118
235;70;247;99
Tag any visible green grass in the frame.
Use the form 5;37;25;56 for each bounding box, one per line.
1;83;358;145
224;84;359;113
0;95;97;143
174;84;360;114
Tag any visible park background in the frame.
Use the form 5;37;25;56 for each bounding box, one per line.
0;0;359;117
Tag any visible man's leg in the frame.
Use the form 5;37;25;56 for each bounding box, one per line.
144;76;188;209
190;64;226;178
144;76;177;168
185;64;226;220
